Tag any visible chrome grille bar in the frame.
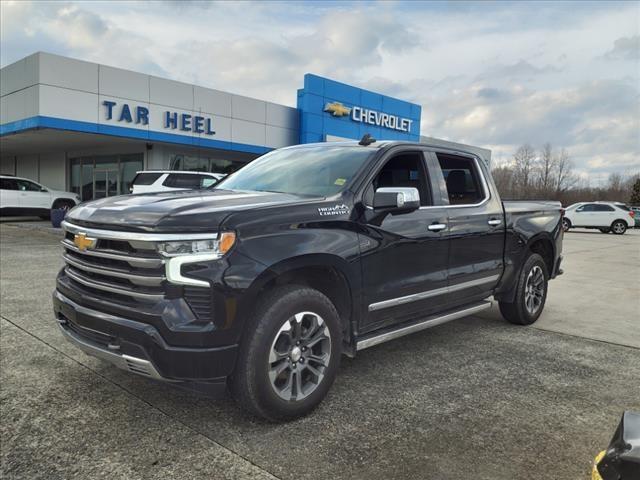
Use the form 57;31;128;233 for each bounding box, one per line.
61;240;164;268
62;253;164;287
65;267;164;300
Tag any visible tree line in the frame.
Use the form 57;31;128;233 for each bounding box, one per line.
491;143;640;206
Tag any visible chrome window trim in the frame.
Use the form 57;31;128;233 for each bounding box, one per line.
363;154;491;211
368;274;500;312
62;221;218;242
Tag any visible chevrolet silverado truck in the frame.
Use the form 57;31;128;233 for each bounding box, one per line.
53;139;564;421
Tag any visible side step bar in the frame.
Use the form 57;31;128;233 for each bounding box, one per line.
356;301;492;351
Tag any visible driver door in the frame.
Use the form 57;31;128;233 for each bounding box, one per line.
16;179;50;210
358;149;450;332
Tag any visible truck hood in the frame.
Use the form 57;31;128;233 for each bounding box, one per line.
66;189;318;232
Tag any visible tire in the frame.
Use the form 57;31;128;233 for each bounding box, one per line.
599;228;610;234
611;220;627;235
562;218;571;232
499;253;549;325
230;285;342;422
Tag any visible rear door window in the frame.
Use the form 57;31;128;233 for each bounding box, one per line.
132;172;163;186
436;153;486;205
594;204;614;212
163;173;203;189
0;178;19;190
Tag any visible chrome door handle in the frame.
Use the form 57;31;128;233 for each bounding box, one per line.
488;219;502;226
428;223;447;232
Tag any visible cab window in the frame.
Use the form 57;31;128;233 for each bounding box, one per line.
436;153;485;205
367;152;431;206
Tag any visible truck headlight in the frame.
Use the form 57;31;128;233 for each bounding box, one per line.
157;232;236;257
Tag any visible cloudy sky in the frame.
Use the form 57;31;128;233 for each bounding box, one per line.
1;0;638;181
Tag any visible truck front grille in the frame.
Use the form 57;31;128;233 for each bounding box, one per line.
61;230;166;304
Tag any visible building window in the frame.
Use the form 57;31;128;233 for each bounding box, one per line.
169;154;245;175
69;153;143;201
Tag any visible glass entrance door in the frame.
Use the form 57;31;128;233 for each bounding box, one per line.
93;169;119;199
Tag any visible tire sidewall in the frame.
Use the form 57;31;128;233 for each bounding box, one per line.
611;220;626;235
562;218;571;232
514;254;549;325
244;287;342;420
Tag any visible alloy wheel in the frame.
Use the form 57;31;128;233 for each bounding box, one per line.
612;222;626;234
268;311;332;402
524;265;545;315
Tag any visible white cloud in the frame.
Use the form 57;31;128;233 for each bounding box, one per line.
0;0;638;177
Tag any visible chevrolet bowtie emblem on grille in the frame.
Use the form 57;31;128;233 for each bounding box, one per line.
324;102;352;117
73;233;97;251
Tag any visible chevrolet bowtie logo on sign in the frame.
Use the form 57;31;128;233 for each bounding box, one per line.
73;233;97;251
324;102;352;117
323;101;414;133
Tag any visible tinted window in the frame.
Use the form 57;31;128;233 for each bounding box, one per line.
594;204;614;212
200;176;218;188
579;204;595;212
163;173;203;189
437;153;485;205
216;146;375;196
0;178;18;190
17;179;42;191
370;152;431;206
132;172;163;186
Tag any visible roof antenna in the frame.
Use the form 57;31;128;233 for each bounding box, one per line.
358;133;376;146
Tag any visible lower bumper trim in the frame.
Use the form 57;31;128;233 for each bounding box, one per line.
58;319;171;382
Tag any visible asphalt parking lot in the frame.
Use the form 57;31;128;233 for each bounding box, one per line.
1;223;639;480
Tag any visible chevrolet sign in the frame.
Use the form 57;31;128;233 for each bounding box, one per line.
323;102;413;133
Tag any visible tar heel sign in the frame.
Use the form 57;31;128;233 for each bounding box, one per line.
324;102;413;133
102;100;215;135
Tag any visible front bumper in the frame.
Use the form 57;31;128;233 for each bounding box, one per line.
53;290;237;396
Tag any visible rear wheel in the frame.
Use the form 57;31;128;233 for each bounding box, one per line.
562;218;571;232
230;285;342;421
599;228;610;234
499;253;548;325
611;220;627;235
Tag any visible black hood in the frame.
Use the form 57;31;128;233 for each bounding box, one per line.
66;189;317;232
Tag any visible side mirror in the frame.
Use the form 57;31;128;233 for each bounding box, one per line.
40;187;48;192
373;187;420;212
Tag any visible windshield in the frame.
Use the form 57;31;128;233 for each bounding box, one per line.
215;146;374;196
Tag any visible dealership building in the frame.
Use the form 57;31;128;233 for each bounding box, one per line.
1;52;489;201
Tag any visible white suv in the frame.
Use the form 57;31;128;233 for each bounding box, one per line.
130;171;226;194
563;201;635;235
0;175;80;218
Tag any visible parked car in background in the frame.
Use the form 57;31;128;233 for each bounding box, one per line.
0;175;80;218
563;201;635;234
130;171;225;194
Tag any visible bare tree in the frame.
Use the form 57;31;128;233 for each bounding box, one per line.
555;148;575;195
513;144;537;196
538;143;556;195
492;165;515;199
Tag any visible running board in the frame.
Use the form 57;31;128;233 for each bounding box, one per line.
356;301;492;351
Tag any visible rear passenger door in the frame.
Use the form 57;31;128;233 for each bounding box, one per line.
430;151;504;307
593;204;615;226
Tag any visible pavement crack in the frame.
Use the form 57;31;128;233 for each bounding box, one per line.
0;314;283;480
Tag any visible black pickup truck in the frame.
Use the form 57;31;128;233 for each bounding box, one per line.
53;139;563;421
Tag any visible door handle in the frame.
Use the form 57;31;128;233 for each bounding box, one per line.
428;223;447;232
488;219;502;226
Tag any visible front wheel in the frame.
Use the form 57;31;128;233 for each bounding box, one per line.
611;220;627;235
499;253;548;325
562;218;571;232
230;285;342;422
